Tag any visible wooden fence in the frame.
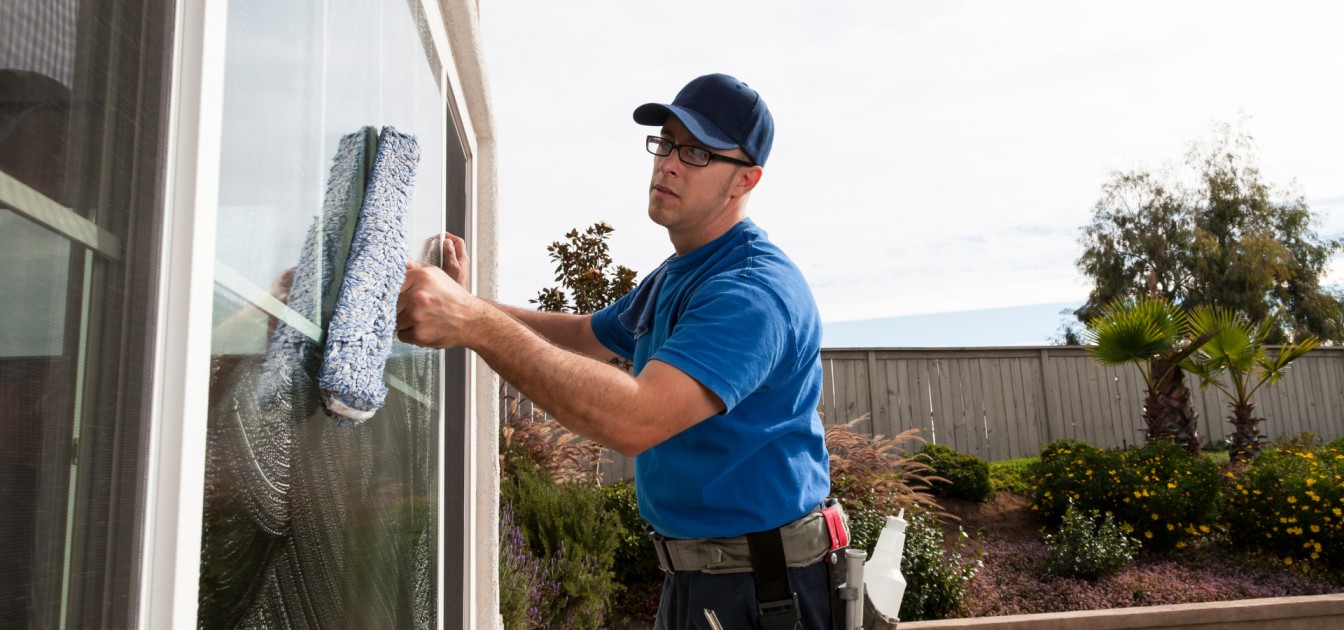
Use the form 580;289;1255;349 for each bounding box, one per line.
503;346;1344;484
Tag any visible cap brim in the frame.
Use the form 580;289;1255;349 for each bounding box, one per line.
633;103;737;150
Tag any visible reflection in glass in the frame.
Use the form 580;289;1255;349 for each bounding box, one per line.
199;0;444;627
1;0;171;626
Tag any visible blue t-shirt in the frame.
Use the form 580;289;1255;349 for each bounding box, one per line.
591;218;830;539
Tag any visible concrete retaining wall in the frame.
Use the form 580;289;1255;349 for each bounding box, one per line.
881;593;1344;630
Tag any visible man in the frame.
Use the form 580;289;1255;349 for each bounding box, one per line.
398;73;842;629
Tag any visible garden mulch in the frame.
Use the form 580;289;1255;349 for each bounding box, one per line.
936;493;1344;619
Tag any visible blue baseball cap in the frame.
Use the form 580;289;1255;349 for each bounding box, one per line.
633;73;774;166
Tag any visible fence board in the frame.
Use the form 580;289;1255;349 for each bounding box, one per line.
1045;358;1067;443
1006;359;1027;461
980;358;998;460
915;359;934;439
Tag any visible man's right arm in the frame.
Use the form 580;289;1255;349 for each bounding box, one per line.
422;230;617;362
492;304;617;363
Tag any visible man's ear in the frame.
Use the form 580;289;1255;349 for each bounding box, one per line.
736;165;764;195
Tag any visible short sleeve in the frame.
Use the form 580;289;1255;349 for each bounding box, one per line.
590;290;637;361
652;278;789;413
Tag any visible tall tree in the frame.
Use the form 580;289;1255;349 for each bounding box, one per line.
531;222;638;315
1075;123;1344;342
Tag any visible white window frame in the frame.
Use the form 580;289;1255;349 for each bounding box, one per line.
138;0;499;627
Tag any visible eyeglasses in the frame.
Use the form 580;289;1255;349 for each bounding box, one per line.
646;136;754;168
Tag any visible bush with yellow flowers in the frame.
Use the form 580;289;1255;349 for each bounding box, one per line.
1032;439;1222;550
1226;440;1344;567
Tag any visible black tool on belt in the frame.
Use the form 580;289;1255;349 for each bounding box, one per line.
746;498;851;630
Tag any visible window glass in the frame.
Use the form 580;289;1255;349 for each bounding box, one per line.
199;0;447;627
0;0;172;626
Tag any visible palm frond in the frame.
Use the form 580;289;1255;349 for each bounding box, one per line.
1255;336;1323;387
1188;306;1257;373
1084;297;1185;369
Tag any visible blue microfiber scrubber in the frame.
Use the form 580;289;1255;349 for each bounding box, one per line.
317;127;420;425
255;127;376;413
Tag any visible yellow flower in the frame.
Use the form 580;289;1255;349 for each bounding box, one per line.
1176;541;1187;549
1311;525;1321;533
1199;525;1210;534
1145;531;1154;539
1288;496;1298;504
1151;513;1160;520
1284;557;1294;566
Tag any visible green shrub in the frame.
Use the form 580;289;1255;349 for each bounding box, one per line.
989;457;1038;496
1226;443;1344;567
918;444;993;502
833;477;896;555
1273;431;1323;452
501;462;622;628
1327;436;1344;452
898;511;983;622
1039;438;1097;463
600;480;659;584
499;503;558;630
1042;500;1141;580
1031;442;1114;525
1033;439;1222;550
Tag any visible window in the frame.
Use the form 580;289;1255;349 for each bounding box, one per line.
197;0;460;626
0;0;174;626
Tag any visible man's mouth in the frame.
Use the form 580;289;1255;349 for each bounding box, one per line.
652;184;679;198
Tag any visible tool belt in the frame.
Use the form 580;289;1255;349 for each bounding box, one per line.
650;499;851;630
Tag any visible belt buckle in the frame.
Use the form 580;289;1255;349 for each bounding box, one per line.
649;530;675;574
757;593;801;630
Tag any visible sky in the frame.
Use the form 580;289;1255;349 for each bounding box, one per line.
478;1;1344;346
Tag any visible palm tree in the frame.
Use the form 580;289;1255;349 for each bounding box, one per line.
1083;297;1215;455
1184;307;1321;462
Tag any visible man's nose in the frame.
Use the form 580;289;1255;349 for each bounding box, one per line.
657;149;683;176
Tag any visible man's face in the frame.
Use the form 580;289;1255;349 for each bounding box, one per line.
647;116;749;232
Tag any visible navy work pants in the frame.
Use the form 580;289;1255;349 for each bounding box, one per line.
653;559;832;630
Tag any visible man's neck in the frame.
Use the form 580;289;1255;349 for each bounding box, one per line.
669;208;748;256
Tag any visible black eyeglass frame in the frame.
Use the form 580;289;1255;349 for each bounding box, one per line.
646;135;755;168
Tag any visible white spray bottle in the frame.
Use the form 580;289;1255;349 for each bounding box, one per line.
864;508;908;622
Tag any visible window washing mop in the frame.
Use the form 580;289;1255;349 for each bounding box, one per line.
255;127;377;414
317;127;420;425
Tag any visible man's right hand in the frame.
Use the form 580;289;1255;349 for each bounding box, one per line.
421;231;470;291
396;260;484;349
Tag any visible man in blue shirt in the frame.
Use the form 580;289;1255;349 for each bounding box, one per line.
398;73;841;629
